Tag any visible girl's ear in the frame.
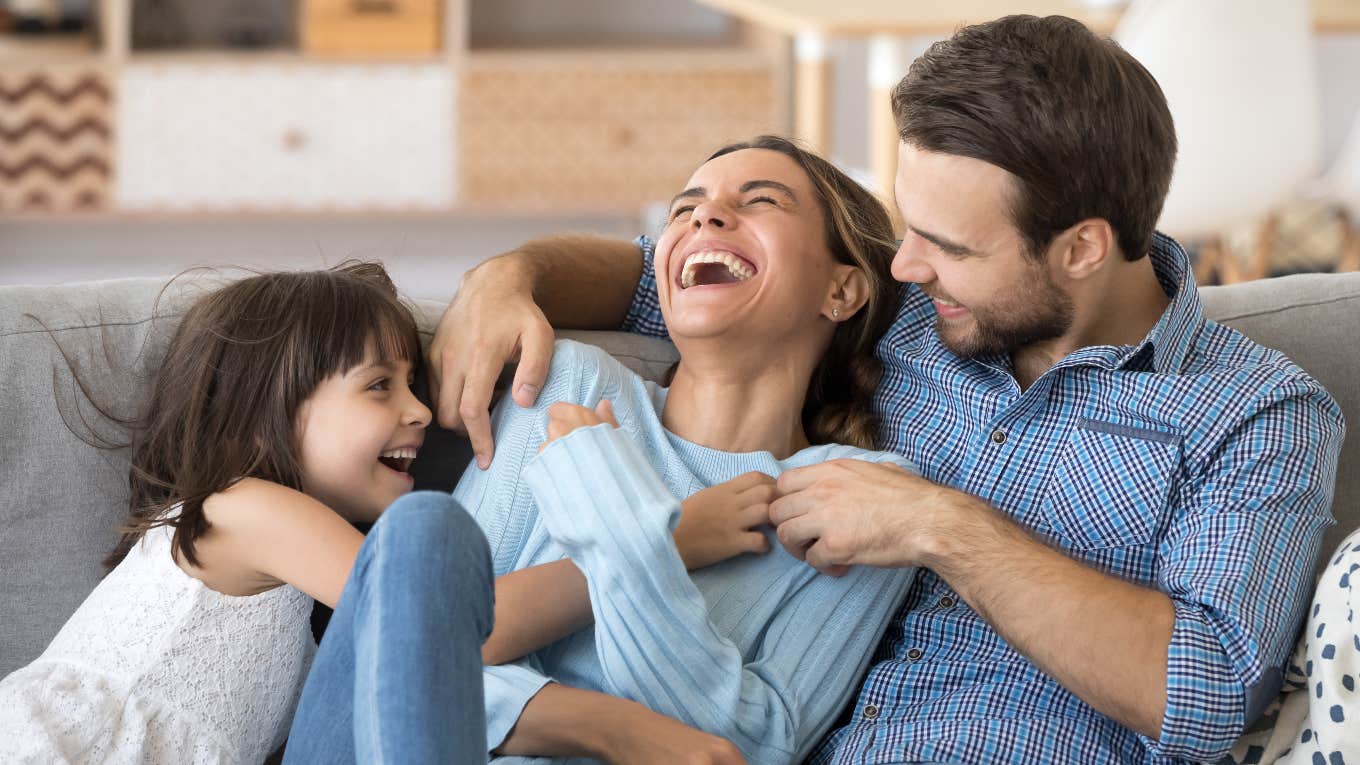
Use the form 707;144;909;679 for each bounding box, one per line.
822;265;870;322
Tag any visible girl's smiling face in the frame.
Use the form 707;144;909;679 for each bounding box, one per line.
294;349;430;523
655;148;846;345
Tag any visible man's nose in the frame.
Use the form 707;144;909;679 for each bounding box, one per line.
890;236;933;284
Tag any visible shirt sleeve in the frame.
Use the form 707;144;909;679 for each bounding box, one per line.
1146;382;1344;761
521;424;916;765
618;235;670;339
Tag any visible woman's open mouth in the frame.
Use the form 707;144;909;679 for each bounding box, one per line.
679;250;757;289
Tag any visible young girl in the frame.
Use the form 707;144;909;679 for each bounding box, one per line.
0;263;492;763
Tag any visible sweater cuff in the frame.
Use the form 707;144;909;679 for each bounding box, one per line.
484;662;554;751
522;423;680;556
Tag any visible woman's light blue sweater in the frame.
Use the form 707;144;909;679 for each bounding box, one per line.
452;340;917;765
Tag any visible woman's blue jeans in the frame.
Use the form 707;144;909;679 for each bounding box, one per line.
284;492;494;764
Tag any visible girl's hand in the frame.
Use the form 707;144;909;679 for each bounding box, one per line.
539;400;619;453
674;471;777;570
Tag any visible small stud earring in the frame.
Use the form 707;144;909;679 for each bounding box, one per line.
832;308;841;319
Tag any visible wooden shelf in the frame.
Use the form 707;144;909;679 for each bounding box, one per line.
0;34;101;63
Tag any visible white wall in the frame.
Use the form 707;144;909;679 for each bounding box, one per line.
0;214;648;302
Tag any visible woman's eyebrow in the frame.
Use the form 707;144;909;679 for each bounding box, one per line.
739;180;798;202
669;187;706;210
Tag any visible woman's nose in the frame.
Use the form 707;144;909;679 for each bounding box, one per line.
689;199;730;230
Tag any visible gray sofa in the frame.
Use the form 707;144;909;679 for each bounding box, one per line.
1;271;1357;682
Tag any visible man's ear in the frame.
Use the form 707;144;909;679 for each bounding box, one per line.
823;265;871;321
1057;219;1116;280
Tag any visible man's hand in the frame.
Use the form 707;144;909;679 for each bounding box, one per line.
770;459;974;575
539;400;620;453
428;257;557;469
674;472;777;570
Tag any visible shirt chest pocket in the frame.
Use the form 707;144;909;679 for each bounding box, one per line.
1039;417;1181;549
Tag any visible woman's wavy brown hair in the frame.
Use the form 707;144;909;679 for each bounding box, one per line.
706;136;899;450
104;261;421;569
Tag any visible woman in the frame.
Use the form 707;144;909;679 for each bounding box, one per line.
287;136;915;764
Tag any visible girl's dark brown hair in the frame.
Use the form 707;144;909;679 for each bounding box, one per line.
706;136;899;450
104;261;421;568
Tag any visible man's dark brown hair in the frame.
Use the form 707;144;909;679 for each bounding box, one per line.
892;14;1177;261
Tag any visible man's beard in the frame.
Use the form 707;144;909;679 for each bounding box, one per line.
934;264;1074;359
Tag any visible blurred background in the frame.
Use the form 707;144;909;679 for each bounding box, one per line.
1;0;1357;298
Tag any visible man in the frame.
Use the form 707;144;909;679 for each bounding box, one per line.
431;15;1343;764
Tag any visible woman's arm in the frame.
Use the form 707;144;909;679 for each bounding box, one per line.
523;425;916;764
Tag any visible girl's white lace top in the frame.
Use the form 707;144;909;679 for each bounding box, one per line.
0;521;316;764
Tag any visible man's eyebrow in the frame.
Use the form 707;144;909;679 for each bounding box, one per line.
908;225;979;257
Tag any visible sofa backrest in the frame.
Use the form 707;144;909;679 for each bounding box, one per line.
1;271;1355;680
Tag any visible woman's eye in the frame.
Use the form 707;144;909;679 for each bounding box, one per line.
746;196;778;207
669;205;695;222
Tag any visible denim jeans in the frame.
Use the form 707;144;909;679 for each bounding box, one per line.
284;492;494;764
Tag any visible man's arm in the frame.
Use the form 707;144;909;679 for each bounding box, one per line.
770;461;1172;737
428;235;643;467
771;380;1343;762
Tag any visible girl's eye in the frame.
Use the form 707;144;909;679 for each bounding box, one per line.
368;378;390;392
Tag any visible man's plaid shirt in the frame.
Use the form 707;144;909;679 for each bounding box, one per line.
620;232;1344;764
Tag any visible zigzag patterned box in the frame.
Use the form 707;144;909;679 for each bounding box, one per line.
0;67;114;213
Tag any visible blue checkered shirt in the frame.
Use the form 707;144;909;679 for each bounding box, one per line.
620;233;1344;764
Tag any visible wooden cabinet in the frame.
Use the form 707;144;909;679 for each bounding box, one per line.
2;0;788;218
459;51;781;210
117;63;453;210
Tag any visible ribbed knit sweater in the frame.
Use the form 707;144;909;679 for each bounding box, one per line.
451;340;917;764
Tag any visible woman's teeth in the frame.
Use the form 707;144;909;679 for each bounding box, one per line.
680;251;754;289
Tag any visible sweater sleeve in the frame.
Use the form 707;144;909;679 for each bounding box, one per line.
521;424;916;764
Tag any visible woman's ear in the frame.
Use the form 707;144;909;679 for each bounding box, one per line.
822;265;870;322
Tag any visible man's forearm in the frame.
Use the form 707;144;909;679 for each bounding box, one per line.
923;500;1173;739
471;235;644;330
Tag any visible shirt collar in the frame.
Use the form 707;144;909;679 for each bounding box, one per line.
1131;231;1204;373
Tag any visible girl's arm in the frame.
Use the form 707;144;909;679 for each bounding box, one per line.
523;425;916;765
192;477;364;608
485;560;590;665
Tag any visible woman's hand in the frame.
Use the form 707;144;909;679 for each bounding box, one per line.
674;471;777;570
540;400;620;453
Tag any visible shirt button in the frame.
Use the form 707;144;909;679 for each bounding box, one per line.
863;704;880;719
990;429;1007;444
939;596;955;608
907;647;923;660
